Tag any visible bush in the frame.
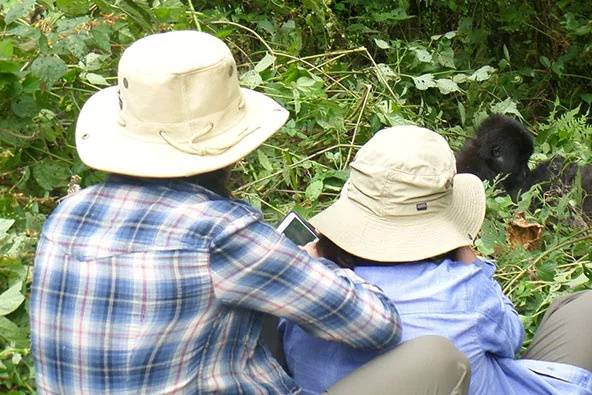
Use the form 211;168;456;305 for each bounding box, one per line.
0;1;590;391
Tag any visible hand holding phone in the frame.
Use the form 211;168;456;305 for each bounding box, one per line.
276;211;319;246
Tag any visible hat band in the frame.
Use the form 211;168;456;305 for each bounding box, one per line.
117;93;246;143
346;181;454;217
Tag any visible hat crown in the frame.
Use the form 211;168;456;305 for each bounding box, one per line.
117;31;246;152
348;126;456;217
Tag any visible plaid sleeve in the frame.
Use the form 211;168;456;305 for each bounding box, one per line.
208;208;402;350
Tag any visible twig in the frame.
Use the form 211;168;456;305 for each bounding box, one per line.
210;20;274;54
503;232;592;295
343;84;371;169
186;1;202;31
361;47;398;101
234;143;360;193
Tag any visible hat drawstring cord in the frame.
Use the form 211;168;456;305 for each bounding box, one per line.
159;125;259;156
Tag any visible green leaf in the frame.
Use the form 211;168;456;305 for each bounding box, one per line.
83;53;105;71
65;34;88;59
0;60;20;74
32;160;70;191
85;72;109;86
452;73;469;83
537;260;556;282
240;70;263;89
437;47;455;69
0;316;28;347
569;272;590;289
469;65;495;82
376;63;396;79
4;0;36;25
119;0;155;31
412;73;436;90
90;24;112;52
0;282;25;316
458;101;466;125
540;56;551;69
435;78;460;94
254;52;276;73
56;0;91;16
411;47;433;63
490;98;521;118
295;76;317;89
374;38;390;49
31;56;68;87
0;218;15;235
11;94;38;118
305;180;324;201
0;40;14;59
257;150;273;171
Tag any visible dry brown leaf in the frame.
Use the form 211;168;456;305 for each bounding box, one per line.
507;212;544;250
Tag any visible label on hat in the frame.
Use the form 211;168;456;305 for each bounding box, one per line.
416;202;428;211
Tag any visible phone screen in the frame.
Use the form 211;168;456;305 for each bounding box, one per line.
282;217;318;246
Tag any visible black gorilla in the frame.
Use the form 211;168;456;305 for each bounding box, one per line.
515;157;592;216
455;114;591;217
455;114;533;193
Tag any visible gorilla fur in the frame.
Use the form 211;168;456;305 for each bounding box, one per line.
516;157;592;216
455;114;591;217
455;114;533;193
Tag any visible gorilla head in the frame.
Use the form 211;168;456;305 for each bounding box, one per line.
456;114;534;192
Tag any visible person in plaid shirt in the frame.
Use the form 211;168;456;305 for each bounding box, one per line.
31;31;469;394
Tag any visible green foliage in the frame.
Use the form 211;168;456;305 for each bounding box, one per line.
0;0;591;391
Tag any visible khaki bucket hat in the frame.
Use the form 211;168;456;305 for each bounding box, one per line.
75;31;288;177
310;125;486;262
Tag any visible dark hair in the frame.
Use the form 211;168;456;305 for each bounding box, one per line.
317;235;375;269
178;167;232;198
317;235;455;268
111;166;232;198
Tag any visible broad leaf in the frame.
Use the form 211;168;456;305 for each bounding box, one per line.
31;56;68;87
254;52;276;73
436;79;460;94
240;70;262;89
469;65;495;82
85;72;109;86
305;180;324;201
0;282;25;316
32;160;71;191
412;73;436;90
0;316;28;347
374;38;390;49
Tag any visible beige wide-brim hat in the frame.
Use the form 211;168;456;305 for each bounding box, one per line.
76;31;288;177
310;126;486;262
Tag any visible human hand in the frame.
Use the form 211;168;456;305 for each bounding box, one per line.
300;240;321;258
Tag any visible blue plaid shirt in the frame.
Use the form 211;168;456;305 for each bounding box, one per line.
30;175;402;394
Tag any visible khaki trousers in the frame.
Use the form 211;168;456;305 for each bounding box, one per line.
327;335;470;395
523;290;592;372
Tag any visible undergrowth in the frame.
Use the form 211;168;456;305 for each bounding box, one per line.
0;0;591;391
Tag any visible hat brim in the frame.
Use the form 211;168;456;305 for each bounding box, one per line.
310;173;486;262
75;86;288;177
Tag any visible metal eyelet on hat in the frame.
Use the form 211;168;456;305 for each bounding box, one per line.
81;133;89;140
119;97;123;110
123;78;129;88
228;64;234;77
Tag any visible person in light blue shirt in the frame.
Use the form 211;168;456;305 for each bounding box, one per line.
281;125;592;395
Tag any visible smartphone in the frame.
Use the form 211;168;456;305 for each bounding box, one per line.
277;211;319;246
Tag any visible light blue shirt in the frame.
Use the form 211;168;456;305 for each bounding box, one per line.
281;259;592;394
